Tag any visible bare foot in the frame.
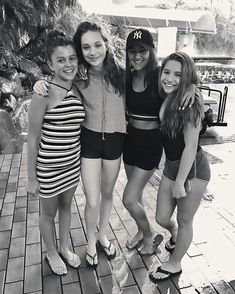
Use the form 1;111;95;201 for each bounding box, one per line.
126;231;143;250
139;233;163;255
46;252;67;275
59;249;81;268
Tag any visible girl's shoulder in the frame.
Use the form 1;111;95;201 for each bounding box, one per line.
30;92;49;113
72;83;84;101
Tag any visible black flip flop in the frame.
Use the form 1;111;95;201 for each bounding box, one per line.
165;237;176;253
149;266;182;283
97;240;116;260
86;252;98;269
153;234;164;246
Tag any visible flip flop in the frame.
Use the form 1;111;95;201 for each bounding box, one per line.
97;240;116;260
138;234;163;255
126;237;143;250
149;266;182;283
59;251;81;269
165;237;176;253
45;255;67;276
86;252;98;269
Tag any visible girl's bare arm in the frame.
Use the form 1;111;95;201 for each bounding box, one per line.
27;93;47;196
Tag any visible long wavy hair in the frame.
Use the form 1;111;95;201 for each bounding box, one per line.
73;21;125;95
159;52;204;138
126;44;159;100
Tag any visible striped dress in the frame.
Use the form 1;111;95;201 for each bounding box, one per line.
36;87;85;198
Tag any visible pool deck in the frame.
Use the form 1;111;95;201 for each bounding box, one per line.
0;142;235;294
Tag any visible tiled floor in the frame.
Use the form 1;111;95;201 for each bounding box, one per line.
0;142;235;294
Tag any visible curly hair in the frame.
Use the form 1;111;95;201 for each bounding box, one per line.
45;30;75;61
73;21;125;95
159;51;204;138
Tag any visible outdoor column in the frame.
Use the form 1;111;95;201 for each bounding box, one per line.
178;31;195;55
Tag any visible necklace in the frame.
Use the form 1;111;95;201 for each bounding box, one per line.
49;81;73;91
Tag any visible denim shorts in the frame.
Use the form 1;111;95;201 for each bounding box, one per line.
123;124;163;171
163;148;211;182
81;127;124;160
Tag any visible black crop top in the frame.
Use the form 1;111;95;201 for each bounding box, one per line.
126;69;162;121
161;132;201;161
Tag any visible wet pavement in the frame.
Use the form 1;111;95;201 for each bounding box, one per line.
0;83;235;293
0;131;235;294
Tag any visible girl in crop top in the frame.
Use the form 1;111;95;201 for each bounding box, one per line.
126;74;162;121
122;29;196;255
149;52;210;283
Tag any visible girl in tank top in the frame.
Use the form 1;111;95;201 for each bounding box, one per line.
27;31;84;276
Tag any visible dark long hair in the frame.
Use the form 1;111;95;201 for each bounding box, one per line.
126;45;159;99
159;51;204;138
73;21;125;95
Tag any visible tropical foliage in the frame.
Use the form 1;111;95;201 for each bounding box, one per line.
0;0;78;151
0;0;235;152
0;0;77;50
0;0;127;152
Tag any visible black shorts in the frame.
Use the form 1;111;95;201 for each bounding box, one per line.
81;127;124;160
123;124;163;171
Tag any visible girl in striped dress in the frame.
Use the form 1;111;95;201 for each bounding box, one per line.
27;31;85;276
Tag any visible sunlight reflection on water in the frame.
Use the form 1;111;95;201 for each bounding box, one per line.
109;245;129;293
108;242;163;294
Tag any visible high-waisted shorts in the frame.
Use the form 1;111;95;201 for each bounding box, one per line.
81;127;124;160
163;148;211;182
123;124;163;171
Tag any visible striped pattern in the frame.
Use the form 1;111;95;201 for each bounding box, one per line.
37;90;85;198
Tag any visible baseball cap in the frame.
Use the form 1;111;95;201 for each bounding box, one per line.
126;28;154;49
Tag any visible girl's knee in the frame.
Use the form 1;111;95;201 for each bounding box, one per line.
86;200;99;211
101;186;114;200
123;197;132;210
122;186;141;210
40;213;55;223
155;213;170;228
177;214;193;228
122;192;136;210
101;189;114;201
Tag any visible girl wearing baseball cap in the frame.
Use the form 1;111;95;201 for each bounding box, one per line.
122;28;196;255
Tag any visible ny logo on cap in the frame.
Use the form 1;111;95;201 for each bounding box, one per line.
133;31;142;39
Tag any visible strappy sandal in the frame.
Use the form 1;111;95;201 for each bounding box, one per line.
86;252;98;269
59;251;81;269
97;240;116;260
45;255;67;276
165;237;176;253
